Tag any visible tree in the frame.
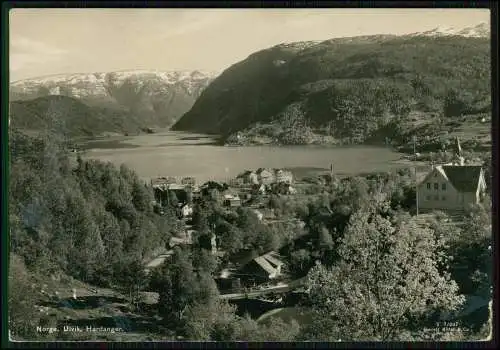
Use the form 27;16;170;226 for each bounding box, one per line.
168;190;179;207
8;255;41;340
131;180;153;212
157;248;199;323
229;314;300;341
300;209;465;341
156;248;219;326
116;258;148;311
289;249;312;277
448;203;492;296
192;248;219;274
216;223;244;254
186;188;194;204
9;129;178;296
192;205;211;234
318;226;334;250
183;300;239;340
204;188;219;204
251;317;301;341
444;88;473;118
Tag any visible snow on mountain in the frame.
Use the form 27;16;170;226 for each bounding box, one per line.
408;22;489;38
275;41;322;50
9;70;219;127
456;22;490;38
11;70;219;97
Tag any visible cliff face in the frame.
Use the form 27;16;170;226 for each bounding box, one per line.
10;70;219;129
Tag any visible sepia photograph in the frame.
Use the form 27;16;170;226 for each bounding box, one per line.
7;7;493;343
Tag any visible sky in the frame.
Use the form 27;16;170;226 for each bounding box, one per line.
9;8;490;82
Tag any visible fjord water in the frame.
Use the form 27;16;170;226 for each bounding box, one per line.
82;131;405;183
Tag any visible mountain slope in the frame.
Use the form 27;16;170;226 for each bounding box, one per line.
10;70;218;129
172;24;490;149
409;22;489;38
9;95;146;137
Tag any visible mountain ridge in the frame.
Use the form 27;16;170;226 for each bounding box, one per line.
172;24;490;151
10;69;219;130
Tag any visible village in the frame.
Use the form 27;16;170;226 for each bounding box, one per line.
22;136;490;342
143;136;490;311
146;167;304;300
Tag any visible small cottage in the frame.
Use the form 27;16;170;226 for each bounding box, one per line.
223;193;241;208
151;176;178;187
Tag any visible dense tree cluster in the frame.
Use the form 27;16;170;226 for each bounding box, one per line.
9;129;175;288
191;202;282;256
300;208;464;341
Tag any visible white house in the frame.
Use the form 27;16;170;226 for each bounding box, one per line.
180;203;193;218
417;165;487;213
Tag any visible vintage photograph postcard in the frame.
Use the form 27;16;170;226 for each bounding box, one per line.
7;7;492;343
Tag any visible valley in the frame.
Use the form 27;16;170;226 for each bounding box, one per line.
8;18;492;343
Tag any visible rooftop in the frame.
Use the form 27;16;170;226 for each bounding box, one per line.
418;165;484;193
440;165;483;192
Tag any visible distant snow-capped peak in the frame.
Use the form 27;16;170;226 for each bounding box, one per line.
409;22;489;38
11;69;219;86
10;69;220;99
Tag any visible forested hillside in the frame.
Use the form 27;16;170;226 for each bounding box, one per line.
9;96;147;137
9;128;181;287
172;35;490;149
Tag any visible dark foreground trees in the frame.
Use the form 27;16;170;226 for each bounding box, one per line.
300;207;465;341
9;129;174;288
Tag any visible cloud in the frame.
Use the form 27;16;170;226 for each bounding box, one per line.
9;36;68;73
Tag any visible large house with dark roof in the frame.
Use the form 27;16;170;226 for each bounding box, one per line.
237;251;285;286
417;165;487;212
